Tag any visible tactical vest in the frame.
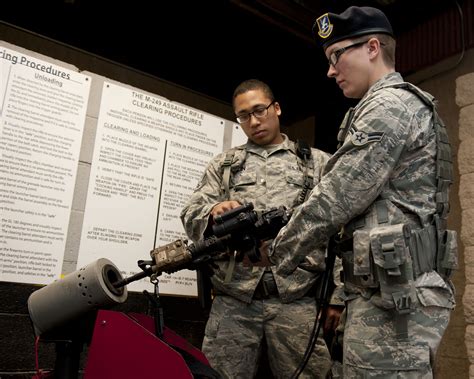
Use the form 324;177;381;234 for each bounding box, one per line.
337;82;458;337
219;140;316;283
221;139;315;207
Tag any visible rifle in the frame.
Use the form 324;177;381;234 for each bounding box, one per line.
113;202;291;288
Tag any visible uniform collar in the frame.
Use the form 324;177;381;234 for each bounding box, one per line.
362;72;403;101
245;134;293;156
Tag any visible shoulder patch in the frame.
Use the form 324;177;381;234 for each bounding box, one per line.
350;129;384;146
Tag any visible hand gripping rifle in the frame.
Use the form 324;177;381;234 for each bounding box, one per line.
113;202;291;289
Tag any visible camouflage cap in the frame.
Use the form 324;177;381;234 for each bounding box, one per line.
313;6;394;50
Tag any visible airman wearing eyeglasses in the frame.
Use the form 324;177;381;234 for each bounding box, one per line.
269;6;456;378
181;79;339;378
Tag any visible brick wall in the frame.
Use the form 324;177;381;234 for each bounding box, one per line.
457;72;474;378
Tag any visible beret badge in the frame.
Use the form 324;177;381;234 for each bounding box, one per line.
315;13;333;39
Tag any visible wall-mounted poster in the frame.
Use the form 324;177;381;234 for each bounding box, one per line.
0;46;90;284
77;82;226;295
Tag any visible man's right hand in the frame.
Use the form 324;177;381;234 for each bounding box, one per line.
210;201;241;217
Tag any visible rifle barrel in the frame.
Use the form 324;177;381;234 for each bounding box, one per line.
113;268;152;288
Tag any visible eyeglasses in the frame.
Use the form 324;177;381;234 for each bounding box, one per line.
327;40;369;67
236;101;275;124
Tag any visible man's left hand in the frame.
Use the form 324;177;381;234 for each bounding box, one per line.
324;305;344;335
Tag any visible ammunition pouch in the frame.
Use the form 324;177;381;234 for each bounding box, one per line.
405;225;437;277
370;224;416;312
434;215;458;278
340;231;378;295
405;221;458;279
343;224;415;311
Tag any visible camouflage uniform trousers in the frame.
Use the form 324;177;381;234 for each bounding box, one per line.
343;295;451;378
202;294;331;379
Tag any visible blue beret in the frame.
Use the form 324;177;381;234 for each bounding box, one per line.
313;6;394;49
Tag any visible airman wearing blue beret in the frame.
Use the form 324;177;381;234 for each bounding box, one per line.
270;6;456;378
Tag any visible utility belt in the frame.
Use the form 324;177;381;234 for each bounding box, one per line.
252;270;279;300
338;201;458;311
252;269;322;300
338;210;457;339
341;223;457;288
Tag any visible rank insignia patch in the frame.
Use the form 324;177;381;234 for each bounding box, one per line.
315;13;333;39
350;130;384;146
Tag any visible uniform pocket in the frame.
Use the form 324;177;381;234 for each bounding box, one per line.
232;171;256;190
285;171;305;188
415;271;455;309
345;339;430;371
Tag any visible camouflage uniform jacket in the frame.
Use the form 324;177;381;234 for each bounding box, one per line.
180;134;330;303
271;72;455;306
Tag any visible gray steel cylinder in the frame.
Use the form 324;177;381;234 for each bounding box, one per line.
27;258;128;336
